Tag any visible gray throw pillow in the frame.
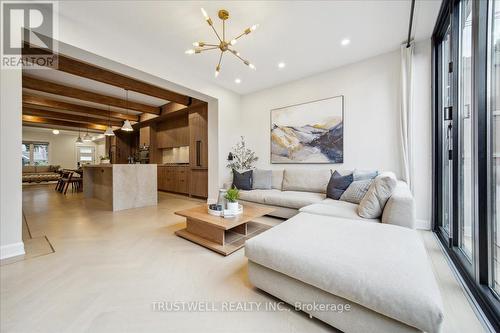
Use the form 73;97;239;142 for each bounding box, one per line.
353;169;379;181
358;172;398;218
326;171;353;200
340;179;373;204
232;169;253;190
252;169;272;190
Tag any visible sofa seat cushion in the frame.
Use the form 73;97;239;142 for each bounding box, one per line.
299;199;379;222
239;189;281;204
263;191;325;209
245;213;444;333
239;190;325;209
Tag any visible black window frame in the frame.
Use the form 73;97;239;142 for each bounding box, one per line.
432;0;500;329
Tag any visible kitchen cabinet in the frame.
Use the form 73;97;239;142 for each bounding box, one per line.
157;165;189;194
106;131;133;164
139;126;151;147
157;115;189;148
189;106;208;169
189;169;208;198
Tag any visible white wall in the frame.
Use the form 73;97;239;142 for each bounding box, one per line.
240;50;402;173
239;41;432;228
22;127;100;169
0;69;24;259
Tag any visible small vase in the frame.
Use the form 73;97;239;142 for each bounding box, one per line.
227;201;239;213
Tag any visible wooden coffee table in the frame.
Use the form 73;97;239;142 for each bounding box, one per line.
174;204;274;256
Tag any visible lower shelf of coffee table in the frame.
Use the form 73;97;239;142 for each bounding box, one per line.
175;221;271;256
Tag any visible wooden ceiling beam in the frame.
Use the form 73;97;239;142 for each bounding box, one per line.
22;94;139;122
23;75;160;115
23;106;123;127
23;44;192;106
22;115;107;131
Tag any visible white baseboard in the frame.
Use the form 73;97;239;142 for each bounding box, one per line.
416;219;431;230
0;242;25;260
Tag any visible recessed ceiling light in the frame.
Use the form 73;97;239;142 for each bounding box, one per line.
278;62;286;69
341;38;351;46
52;129;59;135
235;78;241;84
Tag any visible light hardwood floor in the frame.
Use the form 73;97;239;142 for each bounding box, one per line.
0;185;486;332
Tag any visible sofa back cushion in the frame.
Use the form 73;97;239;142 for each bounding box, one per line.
36;166;50;173
282;169;331;193
271;169;284;190
23;166;36;174
252;169;272;190
358;172;397;218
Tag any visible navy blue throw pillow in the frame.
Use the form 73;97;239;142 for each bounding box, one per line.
232;169;253;190
327;171;353;200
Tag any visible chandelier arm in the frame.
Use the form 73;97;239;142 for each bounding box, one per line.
210;25;223;42
198;46;219;52
231;31;247;41
228;49;249;64
218;52;224;68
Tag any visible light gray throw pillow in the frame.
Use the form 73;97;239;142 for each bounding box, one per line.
353;169;379;181
340;179;373;204
252;169;272;190
358;172;398;218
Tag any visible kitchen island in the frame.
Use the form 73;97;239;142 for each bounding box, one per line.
83;164;157;211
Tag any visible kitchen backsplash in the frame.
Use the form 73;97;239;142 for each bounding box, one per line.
162;146;189;164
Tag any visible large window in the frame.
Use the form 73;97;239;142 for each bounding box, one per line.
77;146;95;165
433;0;500;328
458;0;474;261
490;0;500;296
22;142;49;166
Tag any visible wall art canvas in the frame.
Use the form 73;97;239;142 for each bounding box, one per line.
271;95;344;163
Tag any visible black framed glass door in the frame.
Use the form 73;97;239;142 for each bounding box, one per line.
433;0;500;329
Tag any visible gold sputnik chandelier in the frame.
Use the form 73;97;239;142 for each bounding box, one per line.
185;8;258;77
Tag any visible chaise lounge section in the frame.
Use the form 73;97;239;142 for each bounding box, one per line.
240;168;443;332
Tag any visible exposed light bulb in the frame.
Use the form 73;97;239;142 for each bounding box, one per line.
278;62;286;69
251;24;259;31
249;63;256;70
52;129;59;135
185;49;195;55
192;42;200;47
201;8;209;20
235;78;241;84
341;38;351;46
230;39;237;45
215;70;220;78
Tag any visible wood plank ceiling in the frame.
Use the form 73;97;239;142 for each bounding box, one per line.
21;45;194;133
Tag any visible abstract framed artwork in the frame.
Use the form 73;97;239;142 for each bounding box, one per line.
270;95;344;164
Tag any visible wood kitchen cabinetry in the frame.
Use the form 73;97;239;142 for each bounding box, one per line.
189;105;208;198
106;131;134;164
157;165;189;194
157;115;189;149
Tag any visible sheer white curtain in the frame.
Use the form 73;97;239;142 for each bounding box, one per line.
400;42;414;192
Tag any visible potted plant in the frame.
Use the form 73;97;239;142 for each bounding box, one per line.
224;188;240;212
100;155;110;164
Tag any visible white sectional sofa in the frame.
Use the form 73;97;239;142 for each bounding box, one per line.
236;169;443;332
229;169;416;228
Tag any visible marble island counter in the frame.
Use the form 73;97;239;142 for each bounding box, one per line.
83;164;157;211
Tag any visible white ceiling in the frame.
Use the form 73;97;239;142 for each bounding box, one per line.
57;0;442;95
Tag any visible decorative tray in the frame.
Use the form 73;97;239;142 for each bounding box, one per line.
207;204;243;217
